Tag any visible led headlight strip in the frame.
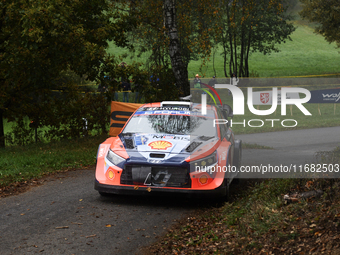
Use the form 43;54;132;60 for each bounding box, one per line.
106;149;125;166
192;151;217;172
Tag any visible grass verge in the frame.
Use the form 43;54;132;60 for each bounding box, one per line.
146;147;340;254
243;143;274;150
0;134;107;188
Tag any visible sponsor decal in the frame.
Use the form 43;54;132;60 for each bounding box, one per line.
143;107;190;111
109;101;142;136
323;92;340;102
252;90;301;105
98;144;109;158
308;88;340;104
106;169;115;180
135;135;148;146
148;140;173;150
135;110;190;115
221;151;227;161
152;135;190;141
98;147;105;158
260;93;270;104
209;85;312;115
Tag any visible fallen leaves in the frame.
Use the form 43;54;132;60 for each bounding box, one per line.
86;234;96;238
143;179;340;255
71;222;83;225
55;226;69;229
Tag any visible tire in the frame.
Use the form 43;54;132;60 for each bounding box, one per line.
99;191;111;197
224;180;230;202
234;139;242;170
233;139;242;184
218;179;230;203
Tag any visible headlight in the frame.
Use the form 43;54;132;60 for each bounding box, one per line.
106;149;125;166
191;151;217;172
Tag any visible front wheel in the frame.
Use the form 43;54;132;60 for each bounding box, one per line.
233;139;242;183
218;179;230;203
99;191;111;197
234;139;242;170
225;180;230;202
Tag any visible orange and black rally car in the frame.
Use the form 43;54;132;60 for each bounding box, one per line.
95;101;241;199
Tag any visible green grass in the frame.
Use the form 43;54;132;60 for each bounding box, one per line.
187;24;340;78
0;135;107;187
247;24;340;78
243;143;274;150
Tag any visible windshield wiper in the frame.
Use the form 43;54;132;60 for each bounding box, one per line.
121;132;135;136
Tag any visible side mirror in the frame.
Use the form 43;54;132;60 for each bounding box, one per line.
222;104;233;118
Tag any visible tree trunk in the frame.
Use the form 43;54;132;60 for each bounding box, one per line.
221;23;229;78
226;3;233;78
0;109;5;148
239;29;244;77
223;43;228;78
228;29;234;77
233;32;237;76
239;2;245;78
163;0;189;96
245;28;252;77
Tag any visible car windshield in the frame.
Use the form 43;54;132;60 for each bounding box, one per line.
122;110;217;137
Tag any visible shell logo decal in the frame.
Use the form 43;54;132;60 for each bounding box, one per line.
106;169;115;180
148;140;172;150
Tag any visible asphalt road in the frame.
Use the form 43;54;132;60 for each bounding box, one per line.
0;170;199;255
238;126;340;178
237;127;340;165
1;126;339;254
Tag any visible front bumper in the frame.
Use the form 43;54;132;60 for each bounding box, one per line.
94;180;227;198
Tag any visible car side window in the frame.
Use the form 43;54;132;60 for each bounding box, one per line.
216;108;227;140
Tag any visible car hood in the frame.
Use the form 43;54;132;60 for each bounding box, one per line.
119;133;219;156
120;133;190;153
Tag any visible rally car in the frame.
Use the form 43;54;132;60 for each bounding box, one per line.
94;101;242;199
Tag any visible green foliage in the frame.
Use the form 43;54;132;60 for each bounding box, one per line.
143;65;179;102
5;118;36;146
110;0;221;96
0;0;125;147
300;0;340;48
118;0;219;67
96;55;150;101
4;85;110;145
42;92;110;140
